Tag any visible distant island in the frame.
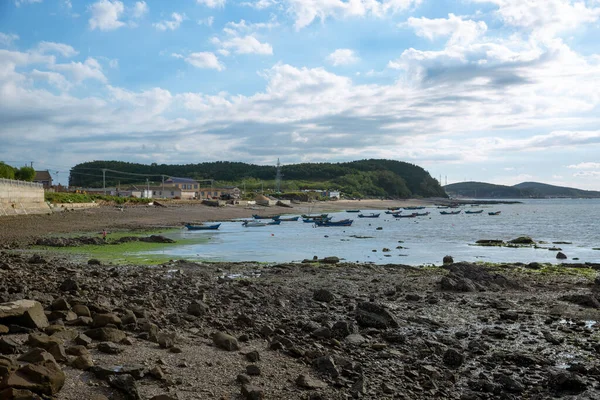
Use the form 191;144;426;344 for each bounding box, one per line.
69;159;447;199
444;181;600;199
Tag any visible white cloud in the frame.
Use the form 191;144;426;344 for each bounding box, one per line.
242;0;277;9
197;0;226;7
15;0;43;6
407;13;487;45
51;57;107;83
37;41;78;58
213;36;273;55
30;69;72;91
132;1;149;19
567;162;600;169
0;33;19;47
474;0;600;40
108;86;173;115
153;12;186;31
286;0;423;29
89;0;125;31
173;52;224;71
198;16;215;26
109;59;119;69
327;49;359;66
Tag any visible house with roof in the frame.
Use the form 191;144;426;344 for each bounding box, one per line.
33;170;53;189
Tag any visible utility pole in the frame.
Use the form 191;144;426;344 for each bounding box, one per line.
275;158;282;193
102;169;106;195
30;161;33;169
146;178;149;199
161;175;165;198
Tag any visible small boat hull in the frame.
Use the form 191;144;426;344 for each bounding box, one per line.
358;213;380;218
314;219;353;227
185;223;221;230
440;211;461;215
488;211;501;215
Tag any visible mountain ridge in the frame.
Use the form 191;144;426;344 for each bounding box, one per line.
444;181;600;198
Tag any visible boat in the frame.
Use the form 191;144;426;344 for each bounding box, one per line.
253;214;280;220
242;220;281;227
488;211;501;216
358;213;380;218
314;219;353;227
277;216;300;221
465;210;483;214
415;212;430;216
301;214;329;219
345;210;361;213
384;210;400;214
440;210;461;215
404;206;426;210
394;213;417;218
185;223;221;230
303;217;332;223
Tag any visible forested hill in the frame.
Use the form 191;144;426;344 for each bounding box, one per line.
69;159;447;198
445;181;600;198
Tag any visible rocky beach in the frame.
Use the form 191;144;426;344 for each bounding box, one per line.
1;201;600;399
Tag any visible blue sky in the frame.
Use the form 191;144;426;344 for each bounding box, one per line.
1;0;600;189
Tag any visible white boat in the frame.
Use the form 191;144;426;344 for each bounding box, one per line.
242;221;267;227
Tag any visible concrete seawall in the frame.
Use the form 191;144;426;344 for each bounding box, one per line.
0;178;51;216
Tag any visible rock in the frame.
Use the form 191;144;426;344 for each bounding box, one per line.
543;331;563;345
74;333;93;347
108;374;141;400
71;355;94;370
241;384;264;400
245;351;260;362
355;302;399;329
405;293;421;301
0;360;65;396
84;328;126;343
443;255;454;265
556;252;567;259
17;349;56;364
65;346;89;356
93;313;121;328
0;300;49;329
549;370;587;394
212;332;239;351
158;332;177;349
443;348;464;368
237;374;251;384
0;388;43;399
312;356;339;378
246;365;261;376
149;366;165;380
87;259;101;265
494;373;524;393
150;396;178;400
91;365;147;380
296;374;327;389
72;305;91;318
0;325;8;334
0;338;20;355
50;298;70;311
313;289;335;303
509;236;535;245
58;279;79;293
345;334;367;345
321;257;339;264
25;334;67;362
187;301;208;316
560;294;600;308
98;342;124;354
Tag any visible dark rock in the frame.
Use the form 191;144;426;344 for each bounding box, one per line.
312;356;339;378
509;236;535;245
212;332;239;351
0;388;43;399
0;360;65;396
74;333;92;347
0;338;19;355
58;279;79;293
313;289;335;303
241;384;264;400
98;342;124;354
84;328;126;343
443;348;464;368
549;370;587;394
355;302;399;329
17;349;55;364
93;313;122;328
72;305;91;318
494;373;524;393
246;365;261;376
245;351;260;362
556;252;567;259
560;294;600;308
296;374;327;389
158;332;177;349
443;255;454;265
321;257;339;264
187;301;208;316
237;374;251;384
71;355;94;370
108;374;141;400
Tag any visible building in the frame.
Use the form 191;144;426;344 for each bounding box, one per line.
164;177;199;199
33;170;53;189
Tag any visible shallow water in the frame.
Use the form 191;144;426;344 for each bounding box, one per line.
140;199;600;265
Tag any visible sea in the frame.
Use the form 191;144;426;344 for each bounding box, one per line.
140;199;600;266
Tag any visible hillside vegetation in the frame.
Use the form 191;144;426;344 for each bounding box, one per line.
69;159;447;199
445;181;600;198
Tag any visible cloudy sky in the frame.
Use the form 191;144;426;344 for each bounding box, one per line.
1;0;600;188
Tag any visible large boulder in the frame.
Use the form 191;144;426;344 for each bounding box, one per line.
355;302;399;329
212;332;239;351
0;360;65;396
0;301;49;330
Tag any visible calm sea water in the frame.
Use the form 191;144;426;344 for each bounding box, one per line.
141;199;600;265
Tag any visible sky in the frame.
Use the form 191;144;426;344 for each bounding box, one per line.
1;0;600;189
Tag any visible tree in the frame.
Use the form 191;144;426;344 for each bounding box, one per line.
0;162;15;179
15;166;35;182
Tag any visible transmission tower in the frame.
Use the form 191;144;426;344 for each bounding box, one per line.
275;158;283;193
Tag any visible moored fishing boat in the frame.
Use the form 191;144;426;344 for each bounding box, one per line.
253;214;280;220
358;213;380;218
185;223;221;230
314;219;353;227
465;210;483;214
303;217;332;223
440;210;461;215
404;206;426;210
277;216;300;221
301;213;329;219
384;210;401;214
243;220;281;227
414;212;430;216
394;213;417;218
488;211;501;215
345;210;361;213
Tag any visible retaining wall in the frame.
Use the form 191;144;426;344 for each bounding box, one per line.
0;178;51;216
